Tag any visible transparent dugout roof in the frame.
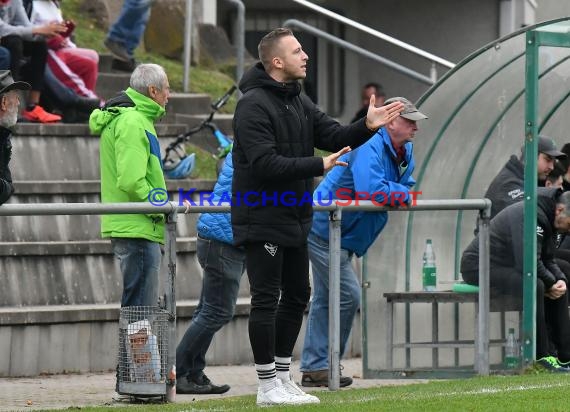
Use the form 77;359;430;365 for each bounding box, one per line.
407;17;570;281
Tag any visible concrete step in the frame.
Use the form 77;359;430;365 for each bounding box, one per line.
167;93;211;115
0;237;214;307
1;179;218;242
95;72;132;100
11;123;189;181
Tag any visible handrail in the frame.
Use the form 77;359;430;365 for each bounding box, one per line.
283;20;434;85
291;0;455;69
224;0;245;93
0;197;491;381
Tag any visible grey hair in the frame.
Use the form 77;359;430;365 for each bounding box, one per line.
129;64;167;96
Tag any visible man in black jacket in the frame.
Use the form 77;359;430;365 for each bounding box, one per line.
484;136;566;219
231;28;404;406
461;188;570;371
0;70;30;205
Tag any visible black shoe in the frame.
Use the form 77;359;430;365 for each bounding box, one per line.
74;96;101;113
111;58;137;72
301;369;353;387
176;374;230;395
104;38;131;62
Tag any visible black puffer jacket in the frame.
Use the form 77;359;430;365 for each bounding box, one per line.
461;187;567;288
0;127;14;205
231;62;375;247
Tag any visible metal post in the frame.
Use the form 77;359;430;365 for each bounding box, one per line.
164;207;178;402
522;30;539;366
476;205;491;375
183;0;193;92
225;0;245;94
328;206;341;390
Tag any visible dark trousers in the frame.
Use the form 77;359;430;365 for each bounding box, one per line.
246;242;311;365
176;237;246;379
0;35;47;91
463;266;570;360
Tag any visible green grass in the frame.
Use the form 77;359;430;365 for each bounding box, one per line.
44;374;570;411
61;0;237;113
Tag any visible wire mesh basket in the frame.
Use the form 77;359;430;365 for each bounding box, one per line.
117;306;170;396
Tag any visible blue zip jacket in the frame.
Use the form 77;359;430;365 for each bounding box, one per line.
311;128;416;257
196;154;234;244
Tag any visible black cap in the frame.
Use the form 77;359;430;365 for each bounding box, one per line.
0;70;30;95
538;135;566;159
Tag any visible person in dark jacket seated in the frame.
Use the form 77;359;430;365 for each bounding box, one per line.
175;154;242;395
0;70;30;205
461;188;570;372
231;27;404;406
484;135;566;219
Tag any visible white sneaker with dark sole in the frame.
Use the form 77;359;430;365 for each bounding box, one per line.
256;381;306;406
279;378;320;404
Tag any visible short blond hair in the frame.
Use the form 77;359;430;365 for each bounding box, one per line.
257;28;294;69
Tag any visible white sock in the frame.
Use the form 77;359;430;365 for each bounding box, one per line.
275;356;292;382
256;362;277;392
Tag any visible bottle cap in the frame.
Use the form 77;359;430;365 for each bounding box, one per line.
508;328;515;334
426;239;432;244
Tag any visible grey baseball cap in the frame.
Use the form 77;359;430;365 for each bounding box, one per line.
538;135;566;159
384;96;428;121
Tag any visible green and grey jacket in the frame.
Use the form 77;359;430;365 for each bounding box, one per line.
89;87;167;244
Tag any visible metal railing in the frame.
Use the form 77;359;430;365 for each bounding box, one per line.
283;19;434;85
183;0;245;92
0;198;490;388
290;0;455;81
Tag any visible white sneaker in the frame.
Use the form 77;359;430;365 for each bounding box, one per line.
279;377;320;404
257;381;307;406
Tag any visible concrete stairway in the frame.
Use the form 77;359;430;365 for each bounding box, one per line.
0;55;361;378
0;56;246;377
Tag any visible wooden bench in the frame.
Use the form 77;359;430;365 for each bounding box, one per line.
384;291;520;372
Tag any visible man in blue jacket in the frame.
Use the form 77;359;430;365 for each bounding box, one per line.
300;97;427;387
175;154;244;395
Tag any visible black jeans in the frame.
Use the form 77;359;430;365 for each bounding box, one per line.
245;242;311;365
463;266;570;360
0;35;47;91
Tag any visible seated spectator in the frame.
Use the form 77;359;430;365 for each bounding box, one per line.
0;0;64;122
461;188;570;372
560;143;570;191
0;46;10;70
350;82;386;123
484;136;566;219
29;0;100;102
545;160;566;189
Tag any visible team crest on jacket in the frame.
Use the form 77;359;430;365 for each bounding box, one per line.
536;225;544;237
264;242;278;257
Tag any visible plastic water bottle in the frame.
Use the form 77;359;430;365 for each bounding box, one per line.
504;328;520;369
422;239;437;291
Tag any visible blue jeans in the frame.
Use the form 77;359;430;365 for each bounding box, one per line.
111;238;161;307
176;236;246;379
300;233;361;372
0;47;10;70
106;0;152;57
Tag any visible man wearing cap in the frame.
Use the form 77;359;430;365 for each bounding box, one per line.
300;96;427;387
484;135;567;219
0;70;30;205
461;187;570;372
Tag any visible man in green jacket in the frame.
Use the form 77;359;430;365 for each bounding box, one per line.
90;63;170;307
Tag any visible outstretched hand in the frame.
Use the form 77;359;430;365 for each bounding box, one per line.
365;95;405;131
323;146;351;172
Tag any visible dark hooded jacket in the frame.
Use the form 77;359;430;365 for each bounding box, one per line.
461;187;567;289
484;155;525;219
231;62;375;247
0;127;14;205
